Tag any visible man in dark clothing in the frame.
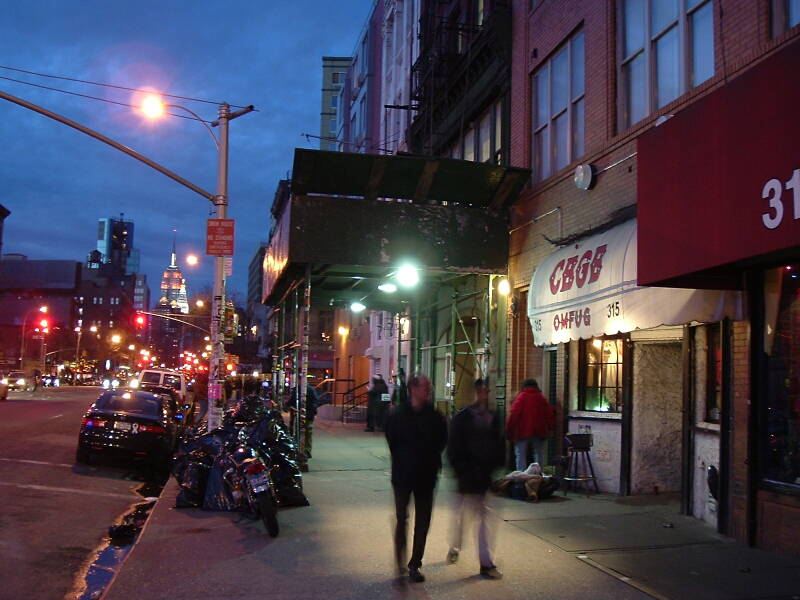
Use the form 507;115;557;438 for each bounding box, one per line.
447;378;504;579
365;375;388;432
385;374;447;583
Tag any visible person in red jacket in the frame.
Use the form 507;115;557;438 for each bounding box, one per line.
506;379;554;472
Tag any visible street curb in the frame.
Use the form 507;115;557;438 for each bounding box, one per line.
576;554;665;600
97;477;177;600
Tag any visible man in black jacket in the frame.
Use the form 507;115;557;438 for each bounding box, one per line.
446;378;504;579
385;374;447;583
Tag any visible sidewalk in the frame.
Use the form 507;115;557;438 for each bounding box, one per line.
103;420;800;600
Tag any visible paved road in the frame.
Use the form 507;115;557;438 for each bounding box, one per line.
0;387;151;600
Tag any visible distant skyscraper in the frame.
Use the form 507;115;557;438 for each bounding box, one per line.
158;238;189;315
320;57;351;151
96;216;138;276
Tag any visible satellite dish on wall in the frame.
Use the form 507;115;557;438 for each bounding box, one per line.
573;163;596;191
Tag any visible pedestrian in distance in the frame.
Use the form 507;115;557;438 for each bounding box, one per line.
447;378;504;579
506;379;555;472
385;374;447;583
365;375;388;432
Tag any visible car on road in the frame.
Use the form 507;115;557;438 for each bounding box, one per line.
131;368;188;404
5;371;28;391
135;382;194;428
76;389;179;468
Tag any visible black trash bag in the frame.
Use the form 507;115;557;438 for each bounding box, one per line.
202;457;239;511
175;459;210;508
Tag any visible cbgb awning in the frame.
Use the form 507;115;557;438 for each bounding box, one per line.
527;219;742;346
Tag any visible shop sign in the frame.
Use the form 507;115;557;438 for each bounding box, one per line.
638;39;800;287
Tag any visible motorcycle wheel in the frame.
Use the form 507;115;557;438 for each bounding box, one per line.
257;492;279;537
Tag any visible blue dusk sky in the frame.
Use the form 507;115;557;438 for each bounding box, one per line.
0;0;370;300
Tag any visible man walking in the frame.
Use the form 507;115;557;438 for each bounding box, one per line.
385;374;447;583
506;379;554;472
447;378;504;579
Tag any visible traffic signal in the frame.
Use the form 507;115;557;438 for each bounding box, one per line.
39;319;49;328
135;314;146;327
226;363;234;372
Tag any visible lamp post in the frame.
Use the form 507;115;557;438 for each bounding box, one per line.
0;88;252;431
19;305;48;369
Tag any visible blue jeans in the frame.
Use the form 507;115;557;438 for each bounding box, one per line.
514;437;547;472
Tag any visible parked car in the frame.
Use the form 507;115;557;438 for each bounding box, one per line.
132;369;188;404
135;382;194;429
76;389;179;468
6;371;28;391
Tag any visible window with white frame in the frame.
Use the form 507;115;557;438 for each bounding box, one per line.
620;0;714;129
531;31;584;182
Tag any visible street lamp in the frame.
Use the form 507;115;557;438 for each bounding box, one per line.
195;299;205;308
186;254;199;266
110;334;122;345
19;305;48;368
140;93;254;430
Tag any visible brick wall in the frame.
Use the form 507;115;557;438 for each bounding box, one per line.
506;0;800;548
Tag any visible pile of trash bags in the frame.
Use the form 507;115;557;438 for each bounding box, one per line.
172;395;309;510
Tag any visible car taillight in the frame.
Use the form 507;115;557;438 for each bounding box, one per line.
82;417;106;428
245;461;266;475
139;424;166;434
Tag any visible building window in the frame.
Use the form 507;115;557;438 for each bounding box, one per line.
531;31;585;182
330;95;338;108
706;322;722;423
772;0;800;35
761;264;800;489
329;118;336;133
332;72;341;84
620;0;714;129
478;110;492;162
580;336;625;412
494;100;503;164
464;128;475;161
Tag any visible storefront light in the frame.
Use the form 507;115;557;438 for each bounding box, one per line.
497;278;511;296
396;264;419;287
592;339;602;349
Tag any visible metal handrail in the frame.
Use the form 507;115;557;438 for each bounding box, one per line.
341;381;370;423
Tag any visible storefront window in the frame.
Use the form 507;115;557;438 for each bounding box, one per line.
581;337;624;412
762;264;800;488
706;323;722;423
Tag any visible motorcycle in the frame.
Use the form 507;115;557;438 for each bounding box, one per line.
221;430;279;537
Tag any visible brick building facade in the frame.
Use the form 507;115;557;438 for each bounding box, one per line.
506;0;800;557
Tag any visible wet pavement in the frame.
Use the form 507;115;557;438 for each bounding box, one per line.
0;387;161;600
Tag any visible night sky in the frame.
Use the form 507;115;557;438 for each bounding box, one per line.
0;1;368;300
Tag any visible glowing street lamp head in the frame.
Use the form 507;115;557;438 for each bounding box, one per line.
39;305;48;313
186;254;199;266
396;264;419;288
497;278;511;296
111;334;122;344
378;282;397;293
195;299;205;308
350;301;366;313
141;95;165;118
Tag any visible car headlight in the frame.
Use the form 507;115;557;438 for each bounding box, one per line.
17;378;25;386
129;379;139;389
111;379;120;388
0;378;7;385
102;379;111;389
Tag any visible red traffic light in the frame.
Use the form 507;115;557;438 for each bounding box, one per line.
226;363;234;372
135;314;146;327
39;319;49;328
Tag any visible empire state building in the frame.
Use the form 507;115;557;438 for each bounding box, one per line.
158;241;189;314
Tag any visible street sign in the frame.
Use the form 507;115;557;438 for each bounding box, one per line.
206;219;235;256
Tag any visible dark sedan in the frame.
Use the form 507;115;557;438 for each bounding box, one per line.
136;382;195;427
76;390;178;468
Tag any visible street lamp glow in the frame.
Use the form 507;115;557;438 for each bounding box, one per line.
89;325;98;333
39;306;48;313
195;299;205;308
337;326;349;336
396;265;419;288
128;344;135;351
497;278;511;296
186;254;199;266
378;282;397;293
141;95;165;119
111;334;122;344
350;301;366;313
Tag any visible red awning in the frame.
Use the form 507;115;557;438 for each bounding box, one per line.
637;38;800;289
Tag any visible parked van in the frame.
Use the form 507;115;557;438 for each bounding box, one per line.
132;368;188;402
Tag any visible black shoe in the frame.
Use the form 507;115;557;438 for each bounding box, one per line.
408;567;425;583
480;565;503;579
